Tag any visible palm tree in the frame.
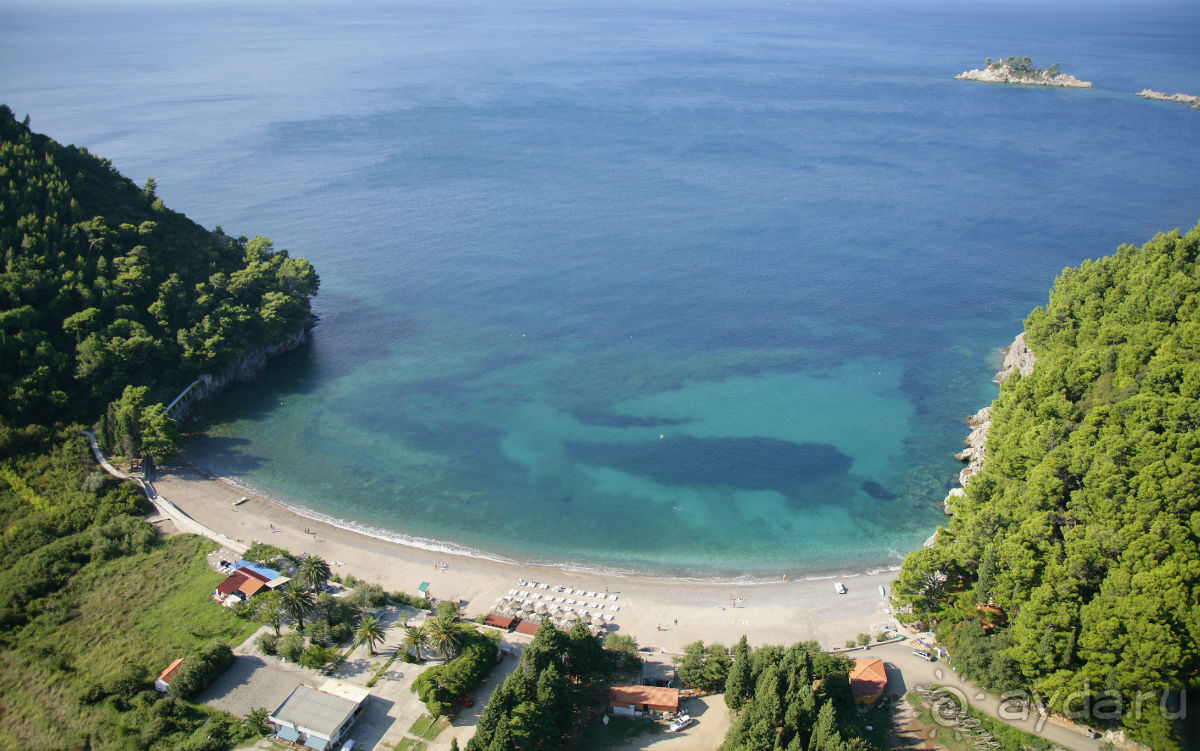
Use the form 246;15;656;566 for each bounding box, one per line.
296;555;331;592
244;707;272;735
355;614;386;656
401;624;429;663
426;615;461;661
281;582;314;631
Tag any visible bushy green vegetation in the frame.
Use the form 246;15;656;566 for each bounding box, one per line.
894;223;1200;750
0;444;261;749
984;56;1060;76
411;619;499;716
0;112;322;749
0;106;318;443
467;620;613;750
674;639;731;691
720;640;872;751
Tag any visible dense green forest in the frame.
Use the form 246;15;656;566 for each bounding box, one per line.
466;620;627;750
0;110;322;748
894;223;1200;750
719;637;876;751
0;105;318;449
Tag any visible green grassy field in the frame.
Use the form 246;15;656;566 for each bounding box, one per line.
0;533;260;749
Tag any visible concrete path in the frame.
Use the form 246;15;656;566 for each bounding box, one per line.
81;429;247;554
869;641;1105;751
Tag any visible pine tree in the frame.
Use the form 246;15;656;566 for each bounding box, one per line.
725;635;753;712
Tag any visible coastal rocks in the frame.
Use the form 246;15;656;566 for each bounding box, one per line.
942;333;1038;515
955;67;1091;88
1136;89;1200;110
994;331;1035;384
167;327;311;424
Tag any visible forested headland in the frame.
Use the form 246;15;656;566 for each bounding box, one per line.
0;105;318;458
0;107;320;749
894;223;1200;750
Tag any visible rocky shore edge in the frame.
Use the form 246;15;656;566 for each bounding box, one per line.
926;333;1035;546
955;67;1091;88
1136;89;1200;110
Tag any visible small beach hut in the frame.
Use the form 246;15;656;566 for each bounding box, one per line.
608;685;680;717
154;658;185;693
849;658;888;704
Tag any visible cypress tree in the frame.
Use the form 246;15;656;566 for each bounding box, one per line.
725;635;753;712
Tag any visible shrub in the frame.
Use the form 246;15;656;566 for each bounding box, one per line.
856;633;871;646
299;644;336;670
278;632;305;662
844;639;856;649
257;633;279;655
391;591;432;611
348;582;387;609
168;641;234;700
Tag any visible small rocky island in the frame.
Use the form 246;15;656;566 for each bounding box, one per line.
1136;89;1200;110
955;56;1091;88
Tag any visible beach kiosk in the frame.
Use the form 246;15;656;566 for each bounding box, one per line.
849;658;888;705
608;685;680;717
418;581;430;597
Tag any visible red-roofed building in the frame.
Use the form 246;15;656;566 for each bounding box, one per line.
513;620;539;636
609;685;680;716
484;615;516;630
155;658;185;693
215;572;250;602
849;658;888;704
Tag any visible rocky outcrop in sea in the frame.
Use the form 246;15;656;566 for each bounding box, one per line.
939;333;1036;519
1136;89;1200;110
955;66;1091;88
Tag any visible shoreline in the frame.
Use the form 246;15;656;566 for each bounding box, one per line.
151;458;902;651
183;456;902;585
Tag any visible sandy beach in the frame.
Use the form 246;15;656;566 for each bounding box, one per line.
150;459;903;652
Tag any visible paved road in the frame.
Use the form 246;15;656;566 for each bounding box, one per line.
868;641;1104;751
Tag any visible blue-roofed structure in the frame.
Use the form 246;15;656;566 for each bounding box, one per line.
235;560;284;581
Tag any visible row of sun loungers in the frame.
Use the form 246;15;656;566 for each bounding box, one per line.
504;593;619;611
514;580;618;601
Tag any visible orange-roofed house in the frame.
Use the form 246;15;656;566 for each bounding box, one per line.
155;658;185;693
609;685;679;716
849;658;888;705
513;620;540;636
238;576;267;599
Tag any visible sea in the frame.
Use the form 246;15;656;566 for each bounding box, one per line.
2;0;1198;578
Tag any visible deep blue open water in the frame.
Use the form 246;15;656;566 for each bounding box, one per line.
3;0;1198;576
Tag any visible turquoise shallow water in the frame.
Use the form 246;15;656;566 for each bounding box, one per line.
3;0;1199;576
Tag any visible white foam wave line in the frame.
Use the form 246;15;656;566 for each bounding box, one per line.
195;464;907;585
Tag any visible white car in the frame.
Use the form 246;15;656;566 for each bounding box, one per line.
667;714;695;732
834;582;847;594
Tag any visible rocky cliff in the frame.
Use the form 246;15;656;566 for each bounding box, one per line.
939;333;1036;519
166;327;311;424
955;66;1091;88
